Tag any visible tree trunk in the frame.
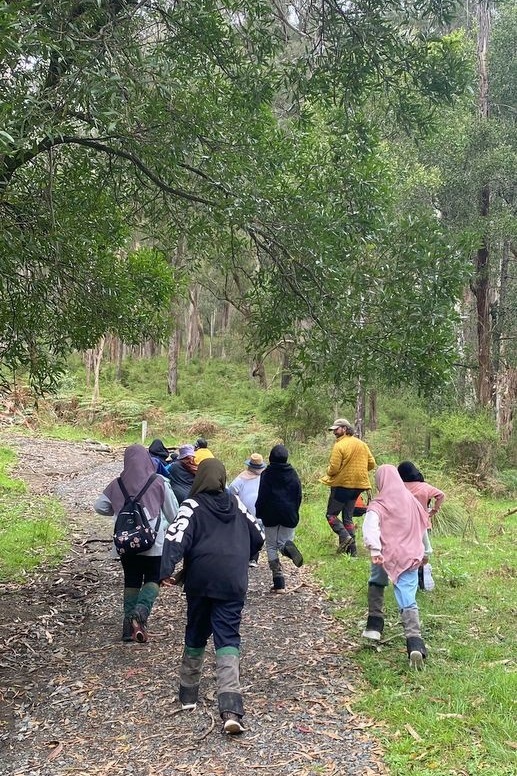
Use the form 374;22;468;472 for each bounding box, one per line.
280;347;292;389
251;357;267;388
186;284;204;361
91;336;106;406
367;390;377;431
355;380;366;439
474;0;493;407
167;237;186;395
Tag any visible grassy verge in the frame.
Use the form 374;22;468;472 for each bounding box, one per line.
297;495;517;776
0;446;68;582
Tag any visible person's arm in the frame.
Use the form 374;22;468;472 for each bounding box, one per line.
236;496;265;559
422;528;433;561
367;449;376;471
228;477;240;497
94;494;114;516
326;443;345;478
159;502;196;583
427;484;445;519
363;509;383;562
161;478;179;525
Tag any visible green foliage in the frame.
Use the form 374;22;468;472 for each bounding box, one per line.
0;0;473;394
297;496;517;775
430;411;500;483
258;383;333;442
0;446;26;493
0;445;67;581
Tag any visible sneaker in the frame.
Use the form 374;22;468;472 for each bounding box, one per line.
283;540;303;568
409;650;425;670
221;712;245;735
269;586;287;594
337;535;353;553
362;628;382;641
181;702;197;711
248;560;258;568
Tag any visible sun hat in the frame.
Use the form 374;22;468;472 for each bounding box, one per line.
245;453;266;470
178;444;195;460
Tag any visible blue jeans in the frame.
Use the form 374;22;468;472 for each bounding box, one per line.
369;564;418;610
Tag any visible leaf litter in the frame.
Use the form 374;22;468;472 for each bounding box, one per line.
1;436;387;776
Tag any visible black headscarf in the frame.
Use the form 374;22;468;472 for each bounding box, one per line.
190;458;226;496
269;444;289;463
149;439;170;461
397;461;425;483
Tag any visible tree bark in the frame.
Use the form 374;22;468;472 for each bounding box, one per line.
355;380;366;439
91;336;106;405
186;284;204;360
367;389;377;431
473;0;493;407
167;237;186;395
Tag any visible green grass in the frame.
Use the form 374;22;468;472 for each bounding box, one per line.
0;445;68;582
6;355;517;773
297;495;517;776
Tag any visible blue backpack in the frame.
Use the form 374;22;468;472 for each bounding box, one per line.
113;475;160;556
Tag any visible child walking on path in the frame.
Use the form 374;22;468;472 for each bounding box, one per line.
160;458;264;735
94;444;179;643
229;453;267;567
361;464;430;669
255;444;303;593
398;461;445;591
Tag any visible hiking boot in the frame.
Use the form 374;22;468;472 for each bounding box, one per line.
269;586;287;594
337;535;353;553
248;559;258;568
362;613;384;642
409;649;425;670
122;615;134;643
181;702;197;711
282;540;303;568
221;712;245;735
132;618;148;643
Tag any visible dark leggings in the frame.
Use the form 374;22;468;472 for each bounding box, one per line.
121;555;161;588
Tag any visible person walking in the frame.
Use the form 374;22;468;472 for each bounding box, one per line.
168;444;198;504
320;418;376;555
255;445;303;593
160;458;264;734
398;461;445;590
229;453;267;567
361;464;430;669
94;444;178;643
193;438;214;465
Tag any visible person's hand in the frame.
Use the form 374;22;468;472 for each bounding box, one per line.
160;577;176;587
371;554;384;565
421;555;429;565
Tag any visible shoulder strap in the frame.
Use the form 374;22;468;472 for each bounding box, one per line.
134;473;158;502
117;477;130;501
117;474;157;502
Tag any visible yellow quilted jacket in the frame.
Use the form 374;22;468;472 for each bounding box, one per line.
319;436;376;489
194;448;215;465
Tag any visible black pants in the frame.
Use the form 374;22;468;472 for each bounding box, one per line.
326;486;362;527
121;555;161;588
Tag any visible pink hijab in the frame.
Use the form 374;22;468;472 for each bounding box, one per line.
369;464;429;583
103;444;165;518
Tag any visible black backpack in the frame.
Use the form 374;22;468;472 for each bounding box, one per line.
113;475;160;556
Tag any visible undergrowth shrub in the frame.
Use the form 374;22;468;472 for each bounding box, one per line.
259;384;332;442
430;411;499;485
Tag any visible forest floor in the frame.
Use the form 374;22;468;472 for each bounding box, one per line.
0;436;387;776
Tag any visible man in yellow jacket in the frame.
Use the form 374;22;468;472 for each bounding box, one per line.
320;418;376;555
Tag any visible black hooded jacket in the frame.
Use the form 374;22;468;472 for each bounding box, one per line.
255;462;302;528
160;490;264;600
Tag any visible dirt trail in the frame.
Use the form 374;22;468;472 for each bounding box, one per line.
0;435;386;776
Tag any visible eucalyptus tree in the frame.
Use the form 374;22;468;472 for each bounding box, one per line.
1;0;470;395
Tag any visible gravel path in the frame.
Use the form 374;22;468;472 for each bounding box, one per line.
0;436;386;776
